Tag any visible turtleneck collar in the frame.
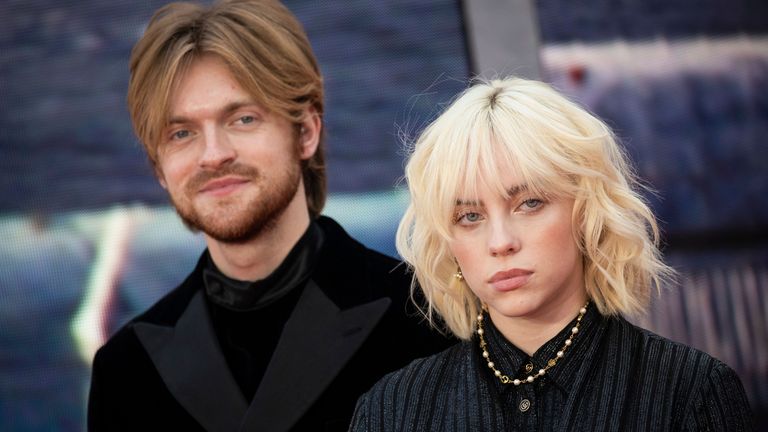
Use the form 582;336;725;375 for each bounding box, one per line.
202;220;324;311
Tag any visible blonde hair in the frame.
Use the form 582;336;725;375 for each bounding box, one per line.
396;77;674;340
127;0;326;217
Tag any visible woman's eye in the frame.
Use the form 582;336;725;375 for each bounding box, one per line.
464;212;481;222
455;211;483;225
519;198;544;211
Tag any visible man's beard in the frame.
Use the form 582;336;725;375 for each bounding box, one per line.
169;156;302;244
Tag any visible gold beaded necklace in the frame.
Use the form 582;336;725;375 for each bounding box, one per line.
476;301;589;386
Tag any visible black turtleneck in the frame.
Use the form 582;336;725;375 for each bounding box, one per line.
202;221;324;400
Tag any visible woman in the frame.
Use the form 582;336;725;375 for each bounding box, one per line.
349;77;753;431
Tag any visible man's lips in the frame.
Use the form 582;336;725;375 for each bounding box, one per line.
487;268;533;291
198;177;249;195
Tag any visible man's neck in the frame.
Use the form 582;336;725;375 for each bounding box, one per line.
205;192;311;282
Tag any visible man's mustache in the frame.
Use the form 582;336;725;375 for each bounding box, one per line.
185;163;261;192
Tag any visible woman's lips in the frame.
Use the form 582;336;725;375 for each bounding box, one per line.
488;269;533;292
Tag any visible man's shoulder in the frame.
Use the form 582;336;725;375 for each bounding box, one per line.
315;216;403;268
314;216;455;348
133;257;203;325
97;254;204;358
313;216;412;298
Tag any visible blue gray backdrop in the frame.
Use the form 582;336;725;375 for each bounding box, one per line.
1;0;767;430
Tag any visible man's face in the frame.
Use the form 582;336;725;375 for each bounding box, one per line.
156;55;311;243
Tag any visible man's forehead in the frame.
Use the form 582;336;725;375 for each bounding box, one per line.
164;56;267;124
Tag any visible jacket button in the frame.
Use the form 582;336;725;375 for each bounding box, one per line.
519;398;531;412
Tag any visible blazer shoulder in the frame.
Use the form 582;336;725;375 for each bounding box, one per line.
96;253;205;360
313;216;413;301
315;216;405;272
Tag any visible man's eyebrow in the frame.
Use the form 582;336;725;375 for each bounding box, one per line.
166;100;261;125
167;115;190;126
220;100;261;116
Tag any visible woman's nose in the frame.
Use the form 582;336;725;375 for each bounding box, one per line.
488;218;521;257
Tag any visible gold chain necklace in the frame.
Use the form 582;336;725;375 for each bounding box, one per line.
477;301;589;385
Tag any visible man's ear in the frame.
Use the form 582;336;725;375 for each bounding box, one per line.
154;164;168;190
297;106;321;160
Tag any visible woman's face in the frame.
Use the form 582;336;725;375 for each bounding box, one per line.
448;168;586;327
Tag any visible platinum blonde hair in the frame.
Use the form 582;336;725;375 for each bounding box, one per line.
396;77;674;340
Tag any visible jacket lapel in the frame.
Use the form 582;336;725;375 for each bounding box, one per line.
240;280;390;432
134;290;248;431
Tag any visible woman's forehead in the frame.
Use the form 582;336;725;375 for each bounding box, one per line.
451;164;567;204
453;156;524;193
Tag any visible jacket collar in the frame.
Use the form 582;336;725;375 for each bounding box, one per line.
241;279;390;431
135;276;390;432
134;290;246;431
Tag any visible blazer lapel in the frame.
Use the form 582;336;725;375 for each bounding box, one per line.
240;280;390;432
135;290;248;432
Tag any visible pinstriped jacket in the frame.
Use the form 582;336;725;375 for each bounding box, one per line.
350;306;753;431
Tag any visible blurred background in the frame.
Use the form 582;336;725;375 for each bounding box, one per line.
0;0;766;430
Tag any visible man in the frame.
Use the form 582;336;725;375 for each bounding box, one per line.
87;1;452;431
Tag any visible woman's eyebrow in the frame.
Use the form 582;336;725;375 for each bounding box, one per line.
455;198;479;206
506;184;528;197
454;184;529;206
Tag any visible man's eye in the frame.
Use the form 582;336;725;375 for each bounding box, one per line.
238;115;255;124
172;129;190;140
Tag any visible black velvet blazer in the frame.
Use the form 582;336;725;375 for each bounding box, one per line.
88;216;453;432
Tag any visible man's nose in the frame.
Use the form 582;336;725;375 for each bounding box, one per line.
199;127;235;169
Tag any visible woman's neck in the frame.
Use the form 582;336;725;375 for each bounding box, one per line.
488;291;587;356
